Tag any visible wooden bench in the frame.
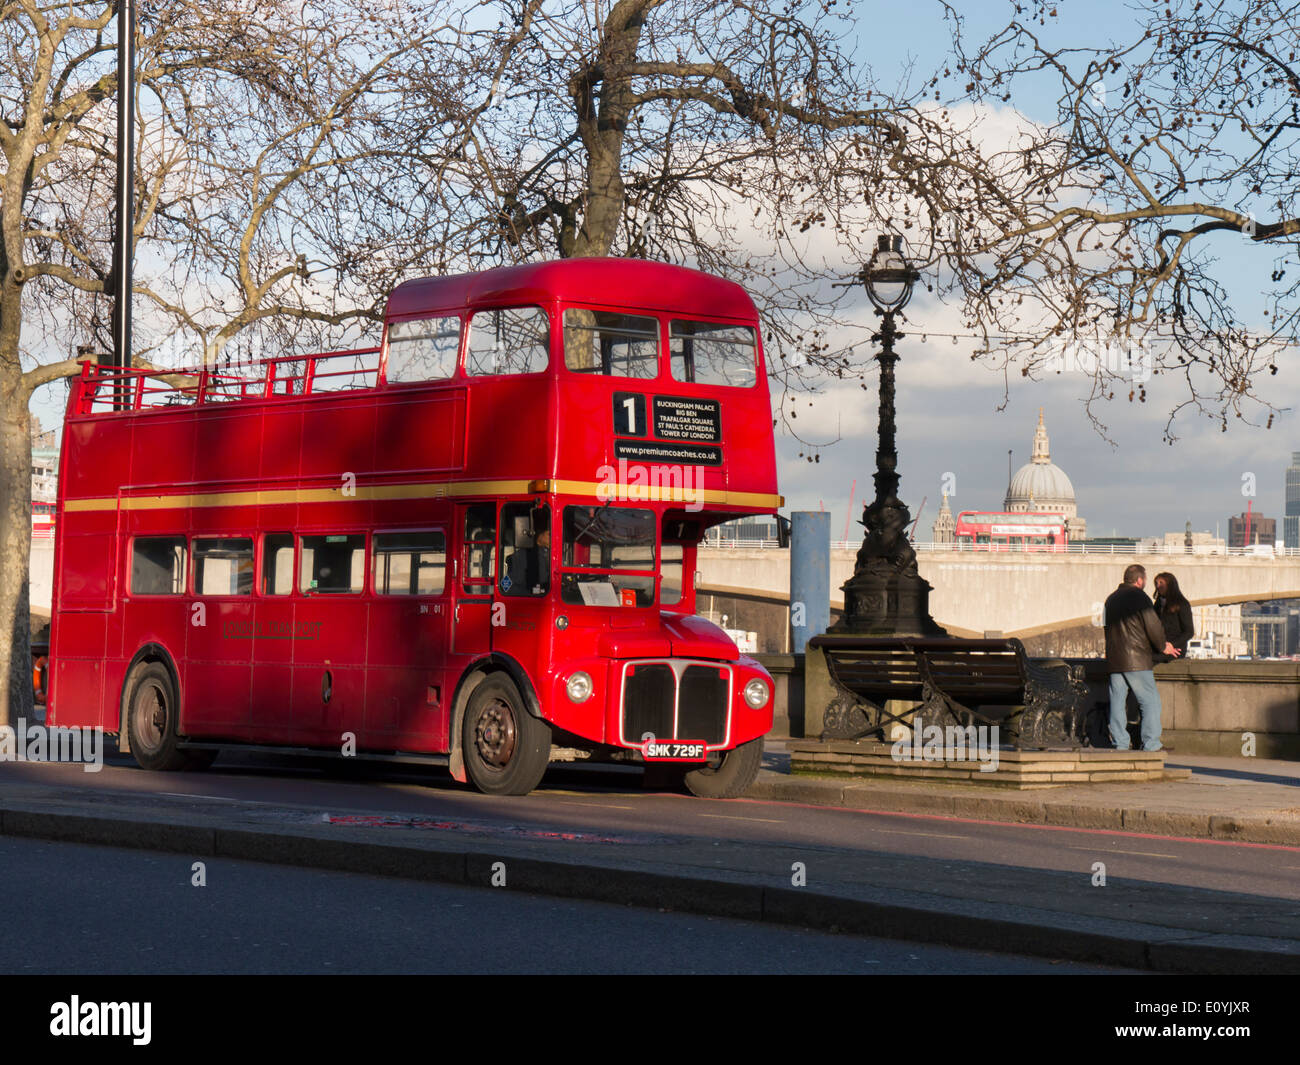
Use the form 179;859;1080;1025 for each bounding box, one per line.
807;635;1088;749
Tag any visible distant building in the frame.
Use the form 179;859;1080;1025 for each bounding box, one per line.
30;416;58;504
931;494;955;543
1003;409;1087;540
1227;511;1276;548
1160;530;1225;554
1242;599;1300;657
705;516;779;545
1287;452;1300;549
1189;604;1247;658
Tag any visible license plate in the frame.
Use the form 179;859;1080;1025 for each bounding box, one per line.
641;740;707;761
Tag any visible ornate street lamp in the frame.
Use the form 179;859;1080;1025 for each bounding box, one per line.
830;235;946;636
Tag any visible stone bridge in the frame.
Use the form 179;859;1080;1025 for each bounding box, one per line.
697;545;1300;638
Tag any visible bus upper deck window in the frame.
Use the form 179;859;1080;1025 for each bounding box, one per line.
670;321;756;387
467;307;549;376
563;309;658;379
386;316;461;382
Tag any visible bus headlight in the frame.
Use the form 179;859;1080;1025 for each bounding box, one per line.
743;678;770;709
566;671;593;703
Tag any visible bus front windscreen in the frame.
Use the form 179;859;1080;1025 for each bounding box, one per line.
561;506;658;606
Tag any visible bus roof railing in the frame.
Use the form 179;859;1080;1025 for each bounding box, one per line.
73;347;383;415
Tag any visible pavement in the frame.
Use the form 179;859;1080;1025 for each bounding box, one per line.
753;742;1300;847
0;739;1297;974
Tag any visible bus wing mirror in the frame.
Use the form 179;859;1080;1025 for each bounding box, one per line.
776;515;791;549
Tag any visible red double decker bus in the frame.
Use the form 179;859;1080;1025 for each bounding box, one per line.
953;510;1068;551
48;258;781;796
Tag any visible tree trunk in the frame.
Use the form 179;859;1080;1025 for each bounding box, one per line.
568;1;650;258
0;334;33;730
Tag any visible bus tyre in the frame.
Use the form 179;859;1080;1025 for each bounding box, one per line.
124;662;191;772
462;676;550;796
683;738;764;799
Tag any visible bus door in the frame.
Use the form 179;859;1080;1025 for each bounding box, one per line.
452;503;496;656
366;529;450;747
250;532;296;737
290;532;368;747
490;501;551;678
184;536;254;730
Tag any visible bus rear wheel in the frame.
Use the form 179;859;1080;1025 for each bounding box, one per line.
683;738;764;799
462;676;550;796
124;661;192;772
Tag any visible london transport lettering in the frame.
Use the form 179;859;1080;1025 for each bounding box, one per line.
46;258;781;798
223;620;322;641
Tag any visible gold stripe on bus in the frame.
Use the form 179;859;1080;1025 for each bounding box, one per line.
62;479;536;514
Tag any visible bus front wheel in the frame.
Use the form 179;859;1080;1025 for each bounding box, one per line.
124;661;191;772
462;675;550;796
683;738;764;799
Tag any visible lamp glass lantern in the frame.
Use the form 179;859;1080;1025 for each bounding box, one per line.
861;234;919;313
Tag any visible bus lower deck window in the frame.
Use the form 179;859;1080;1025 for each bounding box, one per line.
194;537;255;596
374;531;446;595
131;537;186;595
262;533;294;595
300;534;365;593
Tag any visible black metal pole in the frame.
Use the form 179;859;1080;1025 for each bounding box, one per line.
111;0;135;396
873;309;901;508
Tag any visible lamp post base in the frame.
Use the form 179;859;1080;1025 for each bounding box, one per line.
830;565;949;638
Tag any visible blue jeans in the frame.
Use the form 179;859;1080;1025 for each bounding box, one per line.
1108;670;1163;751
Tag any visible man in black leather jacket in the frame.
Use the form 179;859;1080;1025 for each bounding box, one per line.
1104;564;1179;751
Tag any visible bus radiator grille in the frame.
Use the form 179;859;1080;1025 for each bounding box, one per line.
621;662;729;747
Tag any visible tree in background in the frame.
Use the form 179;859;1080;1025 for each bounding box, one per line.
950;0;1299;436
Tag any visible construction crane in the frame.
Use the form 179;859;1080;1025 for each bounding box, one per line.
909;496;927;542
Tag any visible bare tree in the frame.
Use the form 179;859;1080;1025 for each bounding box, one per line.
944;0;1300;437
0;0;460;725
396;1;1001;382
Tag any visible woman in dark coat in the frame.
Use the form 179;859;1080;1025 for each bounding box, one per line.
1153;571;1194;662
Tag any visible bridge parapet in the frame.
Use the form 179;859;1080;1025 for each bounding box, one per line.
698;546;1300;638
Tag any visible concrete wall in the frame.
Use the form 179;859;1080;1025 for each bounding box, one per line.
757;654;1300;759
30;539;53;616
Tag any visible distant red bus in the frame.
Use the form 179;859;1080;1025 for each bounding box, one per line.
32;501;55;537
49;258;781;796
954;510;1067;551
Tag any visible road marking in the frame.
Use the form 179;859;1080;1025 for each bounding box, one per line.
1110;850;1179;859
556;801;636;811
1065;844;1178;859
872;829;966;840
697;813;785;823
158;792;239;802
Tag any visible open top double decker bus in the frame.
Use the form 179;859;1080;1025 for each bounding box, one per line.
48;258;782;796
953;510;1068;551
